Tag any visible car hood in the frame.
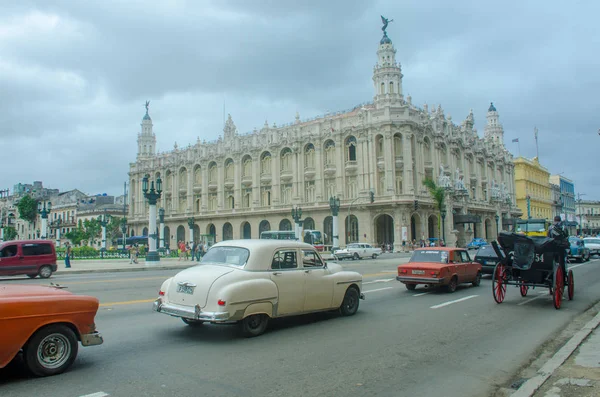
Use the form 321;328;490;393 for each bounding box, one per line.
166;264;235;308
0;284;73;299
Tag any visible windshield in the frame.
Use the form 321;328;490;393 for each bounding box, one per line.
475;245;498;257
409;250;449;264
200;246;249;268
585;238;600;244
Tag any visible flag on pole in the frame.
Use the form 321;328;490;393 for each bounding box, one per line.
512;138;519;143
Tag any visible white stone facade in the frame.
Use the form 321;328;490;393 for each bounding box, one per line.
128;30;520;251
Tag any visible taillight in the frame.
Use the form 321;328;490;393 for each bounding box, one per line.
158;290;165;296
217;299;226;306
399;269;407;274
430;271;438;277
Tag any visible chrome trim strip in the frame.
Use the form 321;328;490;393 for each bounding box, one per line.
153;300;230;321
336;279;362;285
396;276;445;284
230;297;277;305
81;332;104;346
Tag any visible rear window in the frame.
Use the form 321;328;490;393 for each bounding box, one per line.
22;243;53;256
409;250;448;264
585;239;600;244
200;246;249;268
475;245;498;257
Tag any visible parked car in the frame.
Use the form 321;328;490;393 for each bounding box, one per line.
333;243;382;260
0;284;103;376
473;244;500;274
568;237;591;262
466;238;488;250
153;240;364;337
0;240;57;279
583;237;600;256
396;247;482;292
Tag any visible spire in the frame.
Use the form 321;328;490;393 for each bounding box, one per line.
137;100;156;159
373;16;403;108
484;101;504;145
223;114;236;141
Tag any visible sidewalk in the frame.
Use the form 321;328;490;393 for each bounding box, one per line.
504;304;600;397
54;257;200;275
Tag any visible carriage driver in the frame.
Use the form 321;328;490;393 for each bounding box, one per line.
547;215;568;277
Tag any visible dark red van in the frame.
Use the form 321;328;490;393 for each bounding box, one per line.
0;240;58;278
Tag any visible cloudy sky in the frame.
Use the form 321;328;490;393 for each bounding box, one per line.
1;0;598;199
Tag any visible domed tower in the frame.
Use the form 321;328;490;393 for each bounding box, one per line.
137;100;156;159
484;102;504;145
373;16;403;108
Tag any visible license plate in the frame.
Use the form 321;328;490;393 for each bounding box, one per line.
412;270;425;275
176;285;195;294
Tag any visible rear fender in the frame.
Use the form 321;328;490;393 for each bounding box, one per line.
242;302;273;319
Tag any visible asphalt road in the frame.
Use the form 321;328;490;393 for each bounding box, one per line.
1;255;600;397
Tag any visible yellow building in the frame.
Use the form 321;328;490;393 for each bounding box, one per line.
513;157;552;220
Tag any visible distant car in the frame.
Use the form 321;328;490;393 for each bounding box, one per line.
0;240;57;278
396;248;482;292
473;245;500;274
153;240;365;337
583;237;600;256
568;237;590;262
466;238;488;250
333;243;382;260
0;284;103;376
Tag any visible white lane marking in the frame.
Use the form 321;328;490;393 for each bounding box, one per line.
363;287;394;293
363;278;394;285
79;392;109;397
430;295;478;309
568;261;595;270
518;294;547;306
413;292;431;297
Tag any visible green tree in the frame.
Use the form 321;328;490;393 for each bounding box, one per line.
17;195;38;223
65;220;87;245
106;216;125;246
422;178;446;237
83;218;102;245
3;226;17;240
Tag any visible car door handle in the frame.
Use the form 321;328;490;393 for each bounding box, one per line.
272;272;282;276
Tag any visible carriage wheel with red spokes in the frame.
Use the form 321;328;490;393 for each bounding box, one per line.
520;281;528;297
567;269;574;301
492;263;507;304
553;265;564;310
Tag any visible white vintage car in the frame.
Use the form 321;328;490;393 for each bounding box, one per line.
333;243;382;260
153;240;364;337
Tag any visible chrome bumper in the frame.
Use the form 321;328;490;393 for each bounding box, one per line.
81;331;103;346
153;299;230;322
396;276;446;284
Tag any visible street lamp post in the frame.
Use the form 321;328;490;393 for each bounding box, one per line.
577;193;586;236
187;217;195;246
142;174;162;262
38;201;52;239
98;210;111;255
120;217;127;251
329;196;340;251
54;218;62;247
159;208;165;249
526;194;531;219
291;206;303;240
0;207;5;242
441;208;447;243
494;214;499;238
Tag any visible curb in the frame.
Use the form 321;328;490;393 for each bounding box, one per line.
54;264;196;275
511;309;600;397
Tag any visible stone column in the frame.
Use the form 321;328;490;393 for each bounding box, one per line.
202;166;209;210
55;227;61;247
41;218;48;239
315;144;323;201
147;203;158;261
234;159;241;209
159;220;165;249
252;157;260;206
385;133;395;195
187;169;193;212
217;164;224;210
101;225;107;250
402;133;414;194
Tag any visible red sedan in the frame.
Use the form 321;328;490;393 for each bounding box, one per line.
397;248;482;292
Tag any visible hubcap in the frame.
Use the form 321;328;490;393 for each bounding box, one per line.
248;316;261;330
37;333;71;369
40;267;51;278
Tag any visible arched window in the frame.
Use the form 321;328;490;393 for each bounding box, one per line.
223;223;233;241
324;140;335;165
380;82;385;94
304;143;315;168
280;148;292;172
242;156;252;177
259;220;270;234
345;215;359;244
260;152;271;174
375;135;384;158
194;165;201;185
279;219;292;231
179;168;187;189
225;158;234;180
389;82;394;94
345;136;357;162
208;162;217;183
226;193;234;209
394;134;403;157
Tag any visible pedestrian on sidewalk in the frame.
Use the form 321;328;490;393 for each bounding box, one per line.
65;242;72;268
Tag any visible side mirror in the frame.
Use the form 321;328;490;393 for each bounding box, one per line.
323;261;327;268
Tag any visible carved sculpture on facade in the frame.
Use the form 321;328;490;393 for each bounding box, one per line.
454;168;467;191
438;165;452;189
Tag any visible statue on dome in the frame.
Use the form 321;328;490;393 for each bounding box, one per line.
145;100;150;113
381;15;394;33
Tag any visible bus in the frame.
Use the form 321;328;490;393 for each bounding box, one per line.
259;229;325;251
516;218;549;237
125;236;149;247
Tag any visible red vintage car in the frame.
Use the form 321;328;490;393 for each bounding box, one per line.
397;247;482;292
0;284;103;376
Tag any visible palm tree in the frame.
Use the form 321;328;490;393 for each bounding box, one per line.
422;178;446;239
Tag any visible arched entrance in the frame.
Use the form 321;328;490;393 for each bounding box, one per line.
345;215;359;244
142;227;148;236
485;219;491;240
241;222;251;239
323;216;333;245
223;223;233;240
374;214;394;246
410;214;422;242
176;225;185;242
259;220;270;235
130;230;135;237
279;219;292;231
163;226;171;249
303;217;315;230
428;215;439;239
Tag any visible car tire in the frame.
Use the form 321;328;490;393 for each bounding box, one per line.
240;314;269;338
38;265;53;279
182;318;204;326
340;287;360;316
23;324;78;377
472;272;482;287
446;276;458;293
372;254;378;259
27;274;37;279
353;253;359;260
405;284;417;291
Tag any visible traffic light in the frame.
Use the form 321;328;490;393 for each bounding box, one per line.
369;191;375;203
414;200;419;210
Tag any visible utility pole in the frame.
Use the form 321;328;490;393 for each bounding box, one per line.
577;193;586;236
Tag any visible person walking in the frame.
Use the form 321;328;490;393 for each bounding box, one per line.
65;242;72;268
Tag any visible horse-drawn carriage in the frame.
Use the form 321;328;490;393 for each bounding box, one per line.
490;232;574;309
